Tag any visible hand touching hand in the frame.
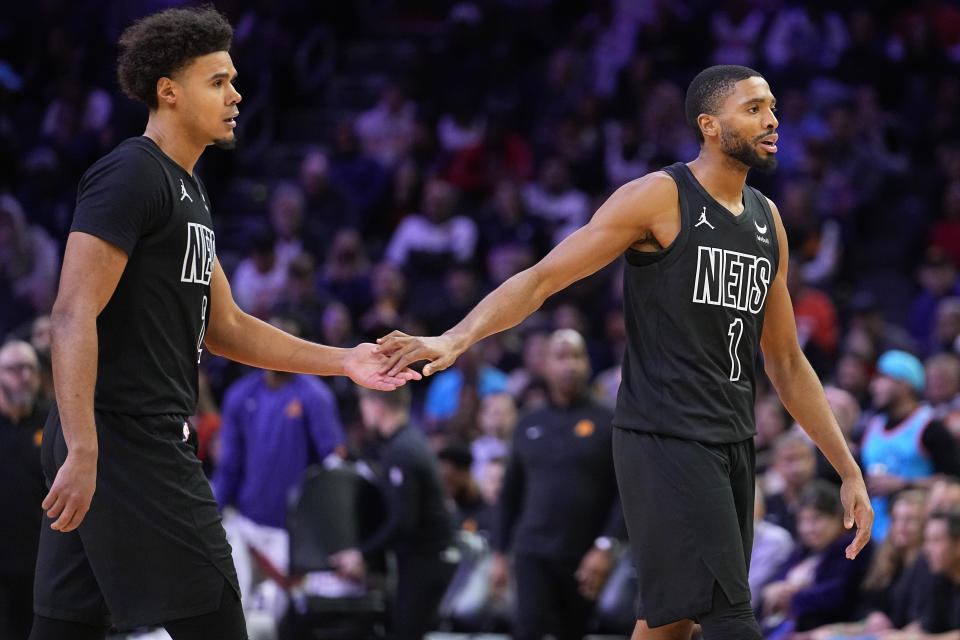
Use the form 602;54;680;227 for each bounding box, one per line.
344;343;422;390
375;331;463;377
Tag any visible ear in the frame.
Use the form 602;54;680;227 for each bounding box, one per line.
697;113;720;141
156;76;178;106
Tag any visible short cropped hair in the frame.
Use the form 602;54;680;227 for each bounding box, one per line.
685;65;764;144
117;6;233;110
797;479;845;518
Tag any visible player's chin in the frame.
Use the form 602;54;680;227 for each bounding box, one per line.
212;134;237;150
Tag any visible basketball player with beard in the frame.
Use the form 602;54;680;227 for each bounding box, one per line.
376;65;873;639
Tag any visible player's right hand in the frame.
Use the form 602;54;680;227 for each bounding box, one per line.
43;451;97;532
375;331;463;377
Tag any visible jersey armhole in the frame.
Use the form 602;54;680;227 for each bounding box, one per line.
624;167;688;268
753;188;780;276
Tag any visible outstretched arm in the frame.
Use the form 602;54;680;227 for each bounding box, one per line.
760;199;872;559
377;173;678;375
204;258;419;390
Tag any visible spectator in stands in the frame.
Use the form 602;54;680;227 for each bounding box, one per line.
863;350;960;541
446;113;533;199
755;393;792;475
231;228;289;318
437;443;492;536
760;481;873;636
328;118;389;220
522;156;590;246
320;228;373;319
751;483;795;612
0;194;59;336
470;391;516;484
925;353;960;427
0;340;47;640
910;247;960;355
267;182;306;267
355;81;416;169
765;432;819;538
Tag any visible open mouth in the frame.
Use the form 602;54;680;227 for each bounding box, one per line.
758;133;778;153
224;114;238;128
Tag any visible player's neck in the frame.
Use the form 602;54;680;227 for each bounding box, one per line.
687;151;748;213
143;114;205;175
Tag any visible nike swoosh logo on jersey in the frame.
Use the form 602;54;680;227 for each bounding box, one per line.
754;220;767;234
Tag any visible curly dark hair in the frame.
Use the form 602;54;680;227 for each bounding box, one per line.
684;65;763;144
117;6;233;110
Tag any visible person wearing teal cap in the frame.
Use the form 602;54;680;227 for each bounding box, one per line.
863;350;960;541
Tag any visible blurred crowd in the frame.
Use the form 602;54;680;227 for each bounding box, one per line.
3;0;960;638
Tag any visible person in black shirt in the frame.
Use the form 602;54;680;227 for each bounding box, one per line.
0;341;47;640
31;8;417;640
330;386;456;640
910;508;960;637
491;329;623;640
376;65;872;640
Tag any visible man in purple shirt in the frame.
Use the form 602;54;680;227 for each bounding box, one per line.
213;315;346;626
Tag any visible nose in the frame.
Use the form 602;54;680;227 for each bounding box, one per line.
765;108;778;130
230;85;242;105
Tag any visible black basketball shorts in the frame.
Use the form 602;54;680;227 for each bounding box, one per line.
612;428;755;628
34;405;240;630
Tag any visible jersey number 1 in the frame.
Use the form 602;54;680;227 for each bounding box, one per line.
197;295;208;364
727;318;743;382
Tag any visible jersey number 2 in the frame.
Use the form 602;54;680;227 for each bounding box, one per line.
727;318;743;382
197;295;208;364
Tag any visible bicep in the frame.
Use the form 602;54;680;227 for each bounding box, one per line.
205;257;242;347
759;200;802;367
53;231;128;317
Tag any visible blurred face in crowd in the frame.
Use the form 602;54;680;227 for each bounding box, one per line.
924;517;960;575
754;395;789;448
480;459;506;506
888;495;928;553
926;356;960;405
869;374;911;414
797;506;845;552
0;341;40;413
773;439;816;491
712;76;779;173
422;179;456;223
31;315;52;355
544;330;590;401
478;392;517;440
269;185;304;239
165;51;241;149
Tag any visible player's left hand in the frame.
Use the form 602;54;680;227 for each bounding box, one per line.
840;473;874;560
344;343;422;390
575;547;614;600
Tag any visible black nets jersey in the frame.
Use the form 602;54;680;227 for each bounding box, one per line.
613;162;780;443
69;137;215;417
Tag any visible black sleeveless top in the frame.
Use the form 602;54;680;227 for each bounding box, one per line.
613;162;780;443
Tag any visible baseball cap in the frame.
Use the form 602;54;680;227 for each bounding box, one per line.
876;350;925;393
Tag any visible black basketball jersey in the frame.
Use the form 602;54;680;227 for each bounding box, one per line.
68;137;215;417
613;162;780;443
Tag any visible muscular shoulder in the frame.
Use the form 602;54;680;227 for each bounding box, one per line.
614;171;678;208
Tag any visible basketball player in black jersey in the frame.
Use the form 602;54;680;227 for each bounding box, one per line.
376;65;873;640
30;8;418;640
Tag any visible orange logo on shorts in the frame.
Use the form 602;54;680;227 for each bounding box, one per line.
33;429;43;447
285;399;303;418
574;420;595;437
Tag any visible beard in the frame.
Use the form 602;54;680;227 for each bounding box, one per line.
720;127;778;174
213;133;237;150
